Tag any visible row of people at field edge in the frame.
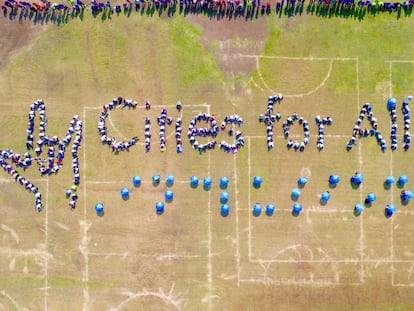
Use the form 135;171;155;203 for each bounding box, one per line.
1;0;85;15
2;0;413;19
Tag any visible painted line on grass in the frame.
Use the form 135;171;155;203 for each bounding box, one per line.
81;107;90;311
110;286;183;311
247;137;252;261
386;60;414;64
43;177;49;311
206;105;213;311
388;60;396;286
239;55;358;61
355;56;365;285
284;60;334;99
249;258;414;264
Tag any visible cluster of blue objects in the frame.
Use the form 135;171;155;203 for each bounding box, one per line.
94;173;412;218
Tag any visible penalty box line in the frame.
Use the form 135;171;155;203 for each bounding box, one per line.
248;258;414;264
238;55;358;61
84;104;210;110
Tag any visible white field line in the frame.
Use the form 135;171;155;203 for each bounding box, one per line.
84;104;210;110
247;137;252;261
247;134;350;139
0;290;21;310
248;258;414;264
285;61;333;99
230;207;414;215
239;55;357;61
88;252;201;260
389;61;395;286
255;56;276;94
232;100;241;287
356;56;365;285
248;76;265;92
85;180;190;185
392;283;414;287
233;146;241;288
206;105;212;311
240;277;348;286
44;177;49;311
82;108;90;311
107;110;126;140
386;60;414;64
111;289;183;311
249;55;356;98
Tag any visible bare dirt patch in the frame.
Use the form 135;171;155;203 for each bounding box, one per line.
186;15;268;76
0;19;43;70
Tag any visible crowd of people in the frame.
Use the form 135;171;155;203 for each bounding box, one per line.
0;99;83;211
315;115;333;150
175;117;183;153
157;108;174;152
284;113;310;152
99;96;139;153
188;112;219;153
0;149;42;210
347;102;387;151
2;0;413;23
218;114;244;153
402;96;411;150
347;98;412;152
259;94;283;151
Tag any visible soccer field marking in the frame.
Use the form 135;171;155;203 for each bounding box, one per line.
240;277;342;287
81;107;90;311
0;290;22;310
250;244;315;264
247;137;252;261
388;60;395;286
246;134;350;139
245;54;356;97
88;251;201;261
85;180;190;185
238;207;414;215
239;55;357;61
249;258;414;264
386;60;414;64
1;224;19;244
110;284;184;311
355;56;365;285
206;106;213;311
232;102;241;288
248;76;265;92
284;60;333;99
43;177;49;311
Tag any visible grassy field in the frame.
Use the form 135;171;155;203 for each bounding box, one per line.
0;8;414;310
